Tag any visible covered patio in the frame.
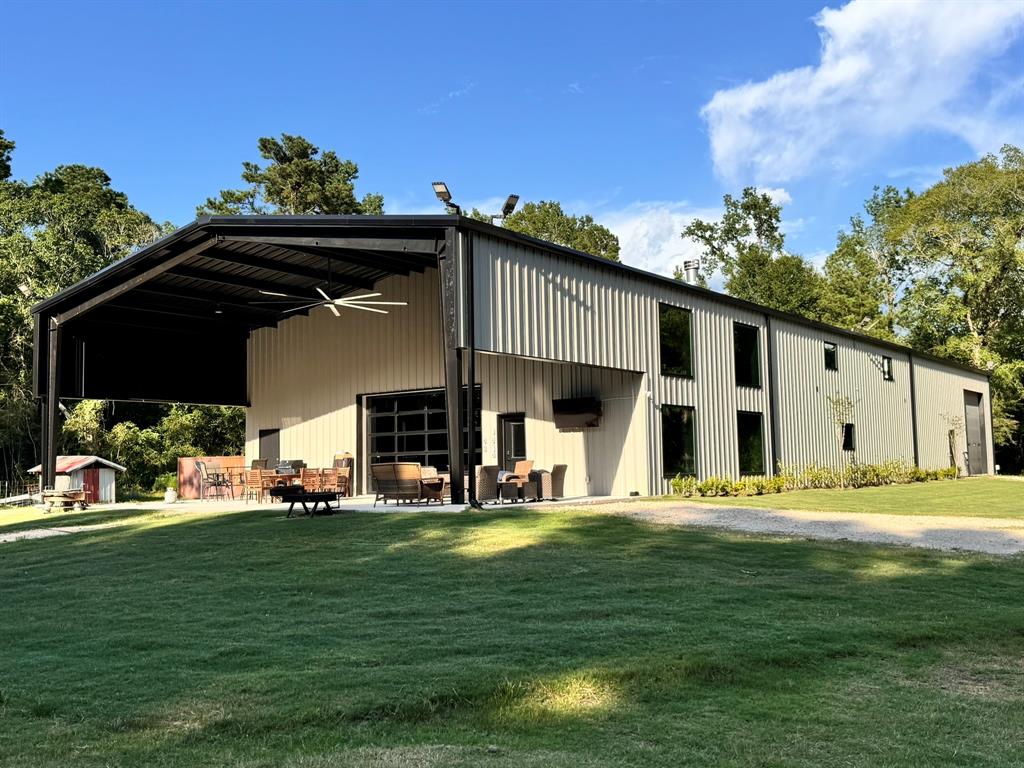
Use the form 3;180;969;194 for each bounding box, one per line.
33;216;648;506
32;216;483;502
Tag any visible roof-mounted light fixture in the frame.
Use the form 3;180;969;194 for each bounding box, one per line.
432;181;461;215
487;193;520;226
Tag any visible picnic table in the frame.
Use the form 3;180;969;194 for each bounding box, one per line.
42;488;88;511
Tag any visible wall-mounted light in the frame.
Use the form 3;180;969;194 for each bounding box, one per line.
432;181;461;214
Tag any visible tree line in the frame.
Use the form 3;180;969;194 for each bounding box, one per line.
0;131;1020;489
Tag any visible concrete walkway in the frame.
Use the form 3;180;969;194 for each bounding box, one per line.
588;500;1024;556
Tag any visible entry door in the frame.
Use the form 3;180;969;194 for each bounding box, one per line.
963;391;987;476
82;468;100;504
258;429;280;467
498;414;526;473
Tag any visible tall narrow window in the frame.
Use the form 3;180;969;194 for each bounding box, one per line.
661;405;696;477
737;411;765;475
659;303;693;377
881;355;893;381
824;342;838;371
733;322;761;388
842;423;856;451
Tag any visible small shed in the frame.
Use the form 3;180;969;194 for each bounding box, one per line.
28;455;126;504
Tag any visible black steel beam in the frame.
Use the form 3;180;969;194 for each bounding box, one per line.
222;238;428;275
438;227;465;504
44;318;61;489
219;234;440;255
202;247;350;283
101;300;278;329
56;239;216;324
167;265;324;298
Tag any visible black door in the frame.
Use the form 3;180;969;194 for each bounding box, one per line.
258;428;280;468
963;391;987;475
497;414;526;472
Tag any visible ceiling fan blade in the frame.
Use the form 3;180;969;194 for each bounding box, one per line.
326;302;341;317
250;299;311;305
335;303;407;309
316;287;333;302
280;302;323;315
258;289;305;299
338;292;382;301
341;303;389;314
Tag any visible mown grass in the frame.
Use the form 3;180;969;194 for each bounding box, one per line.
689;476;1024;518
1;505;1022;767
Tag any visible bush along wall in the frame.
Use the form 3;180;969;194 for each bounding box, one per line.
670;460;959;498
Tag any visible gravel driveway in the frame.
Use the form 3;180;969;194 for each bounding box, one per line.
589;501;1024;555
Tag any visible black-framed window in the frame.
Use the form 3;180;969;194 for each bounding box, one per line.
737;411;765;475
368;386;481;472
824;342;838;371
733;322;761;388
661;405;696;477
842;423;855;451
882;356;893;381
659;303;693;378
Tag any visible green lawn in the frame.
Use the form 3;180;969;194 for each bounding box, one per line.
1;506;1022;767
692;476;1024;518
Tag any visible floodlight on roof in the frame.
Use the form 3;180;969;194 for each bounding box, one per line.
501;194;520;218
432;181;452;203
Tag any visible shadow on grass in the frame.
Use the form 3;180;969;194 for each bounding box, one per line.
2;507;1023;764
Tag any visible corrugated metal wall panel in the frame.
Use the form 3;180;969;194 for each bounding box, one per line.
771;319;915;469
246;269;445;470
912;358;993;472
475;353;648;497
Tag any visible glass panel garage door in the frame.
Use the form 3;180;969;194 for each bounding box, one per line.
368;387;481;472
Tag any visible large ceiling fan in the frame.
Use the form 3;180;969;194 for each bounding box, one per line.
254;288;406;316
249;254;407;317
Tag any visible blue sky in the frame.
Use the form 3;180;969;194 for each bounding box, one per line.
3;0;1023;278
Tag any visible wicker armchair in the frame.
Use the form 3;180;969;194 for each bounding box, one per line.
475;465;500;503
530;464;567;500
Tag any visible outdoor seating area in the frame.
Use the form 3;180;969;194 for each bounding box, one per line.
193;456;354;504
369;461;568;506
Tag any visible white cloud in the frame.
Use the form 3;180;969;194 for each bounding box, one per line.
600;201;721;278
565;82;583;95
702;0;1024;183
760;187;791;206
419;82;476;115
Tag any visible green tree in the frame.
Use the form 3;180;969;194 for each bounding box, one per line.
0;135;169;484
486;200;620;262
819;186;912;339
198;134;384;216
61;400;108;455
891;145;1024;457
0;129;14;181
682;188;823;317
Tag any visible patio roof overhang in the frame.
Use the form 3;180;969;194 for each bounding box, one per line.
32;215;457;403
31;215;473;497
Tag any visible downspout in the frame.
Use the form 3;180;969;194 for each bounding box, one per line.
764;314;780;474
908;353;920;467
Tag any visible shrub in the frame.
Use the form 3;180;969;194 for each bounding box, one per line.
151;472;177;492
670;474;697;497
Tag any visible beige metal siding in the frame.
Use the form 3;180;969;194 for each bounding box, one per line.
247;266;647;497
471;233;774;490
772;319;915;469
476;353;648;497
912;358;993;473
246;269;445;470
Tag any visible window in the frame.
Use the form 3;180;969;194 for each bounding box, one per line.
660;303;693;377
368;387;481;472
882;355;893;381
842;423;855;451
661;405;696;477
733;322;761;388
737;411;765;475
824;342;838;371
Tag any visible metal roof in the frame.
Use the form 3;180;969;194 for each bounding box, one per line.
28;455;127;474
31;214;986;376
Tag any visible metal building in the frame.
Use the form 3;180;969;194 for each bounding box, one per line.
31;216;993;502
